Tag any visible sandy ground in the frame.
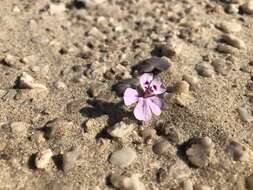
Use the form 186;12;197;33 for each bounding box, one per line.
0;0;253;189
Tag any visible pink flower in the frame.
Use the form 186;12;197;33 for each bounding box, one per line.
123;73;166;122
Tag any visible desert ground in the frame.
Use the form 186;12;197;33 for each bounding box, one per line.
0;0;253;189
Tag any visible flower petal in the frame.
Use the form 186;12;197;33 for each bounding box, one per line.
150;78;166;95
146;96;163;116
139;73;153;91
123;88;139;106
134;98;152;122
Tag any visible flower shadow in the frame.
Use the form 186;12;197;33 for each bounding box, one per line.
79;99;135;139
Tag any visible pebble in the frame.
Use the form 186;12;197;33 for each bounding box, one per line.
66;98;86;114
156;38;183;58
110;173;145;190
109;147;137;168
182;75;199;90
107;121;136;138
30;64;49;77
172;93;195;107
161;125;183;145
216;44;237;54
87;83;106;97
194;185;211;190
222;34;246;49
156;168;167;183
212;59;231;75
186;137;214;167
43;118;74;139
21;55;39;65
49;3;66;15
63;148;81;172
0;89;6;98
168;160;191;180
183;179;194;190
226;140;249;161
175;80;190;94
15;88;48;100
152;140;175;155
10;122;29;137
132;56;171;75
225;4;239;14
246;82;253;91
2;89;17;100
240;1;253;14
140;128;156;141
246;174;253;190
35;149;53;169
237;107;253;122
195;63;215;78
17;72;47;90
53;81;67;90
4;54;18;67
89;27;106;40
219;21;242;33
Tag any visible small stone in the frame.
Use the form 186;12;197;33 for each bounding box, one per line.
216;44;237;54
240;1;253;14
131;56;171;75
186;137;214;168
161;125;183;145
17;72;47;90
195;63;214;78
54;81;67;89
246;82;253;91
237;107;253;122
89;27;106;40
175;81;190;94
172;94;195;107
155;38;183;58
109;147;137;168
168;160;191;180
219;21;242;33
183;180;194;190
152;140;175;155
110;173;145;190
35;149;53;169
249;61;253;66
63;148;81;172
226;140;249;161
15;89;48;100
30;64;49;77
0;89;6;98
246;174;253;190
225;4;239;14
2;89;17;100
49;3;66;15
43;118;74;139
140;128;156;141
212;59;231;76
182;75;199;90
21;55;39;65
222;34;246;49
4;54;18;67
107;121;136;138
194;185;211;190
10;122;29;137
87;83;106;97
156;168;167;183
